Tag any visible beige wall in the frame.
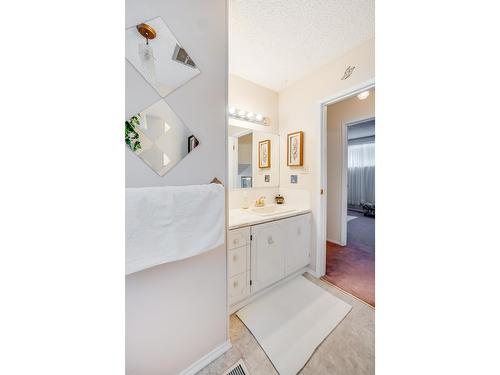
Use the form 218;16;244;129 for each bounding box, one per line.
229;74;279;134
327;89;375;243
125;0;228;374
238;133;252;164
278;38;375;271
229;74;280;196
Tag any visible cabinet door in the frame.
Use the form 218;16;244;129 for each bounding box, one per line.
228;271;250;305
284;213;311;275
250;221;284;293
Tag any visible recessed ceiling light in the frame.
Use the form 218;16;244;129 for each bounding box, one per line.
357;91;370;100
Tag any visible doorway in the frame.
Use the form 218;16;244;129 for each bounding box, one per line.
342;118;375;251
321;88;375;306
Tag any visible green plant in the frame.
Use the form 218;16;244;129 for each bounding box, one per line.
125;114;142;152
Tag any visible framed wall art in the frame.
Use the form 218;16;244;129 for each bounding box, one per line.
287;131;303;166
258;139;271;168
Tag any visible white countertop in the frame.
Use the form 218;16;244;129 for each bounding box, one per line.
228;204;311;230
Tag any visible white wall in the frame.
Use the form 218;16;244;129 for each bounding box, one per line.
125;0;227;374
228;74;279;134
326;89;375;243
278;38;375;272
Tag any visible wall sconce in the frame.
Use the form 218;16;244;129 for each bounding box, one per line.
228;106;268;126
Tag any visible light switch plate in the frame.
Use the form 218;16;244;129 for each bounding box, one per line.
264;175;270;182
290;175;298;184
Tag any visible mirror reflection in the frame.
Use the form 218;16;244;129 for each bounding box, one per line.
125;99;199;176
228;125;279;188
125;17;201;97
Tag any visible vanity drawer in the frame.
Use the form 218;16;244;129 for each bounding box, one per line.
228;272;250;305
228;227;250;250
228;246;248;277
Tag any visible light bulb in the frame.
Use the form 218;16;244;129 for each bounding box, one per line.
246;112;254;119
357;91;370;100
255;113;263;122
238;110;246;117
228;106;236;115
138;43;156;84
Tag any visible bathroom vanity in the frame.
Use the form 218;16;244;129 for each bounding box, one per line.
227;207;311;312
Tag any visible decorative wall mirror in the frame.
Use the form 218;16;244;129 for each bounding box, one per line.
125;99;199;176
228;125;279;188
125;17;201;97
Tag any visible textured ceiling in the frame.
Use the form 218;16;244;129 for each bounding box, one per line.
229;0;374;91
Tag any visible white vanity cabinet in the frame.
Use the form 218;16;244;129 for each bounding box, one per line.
283;214;311;275
227;212;311;310
227;227;251;306
250;220;285;293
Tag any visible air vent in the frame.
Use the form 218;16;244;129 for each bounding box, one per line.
172;44;197;68
222;359;249;375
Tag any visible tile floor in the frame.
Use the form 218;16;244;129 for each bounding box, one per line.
197;274;374;375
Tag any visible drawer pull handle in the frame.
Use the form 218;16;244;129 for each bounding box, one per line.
233;281;238;288
268;236;274;245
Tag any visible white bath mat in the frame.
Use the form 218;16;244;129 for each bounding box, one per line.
347;215;357;222
236;276;351;375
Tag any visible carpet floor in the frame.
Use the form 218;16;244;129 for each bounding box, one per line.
323;243;375;306
346;210;374;254
323;211;375;306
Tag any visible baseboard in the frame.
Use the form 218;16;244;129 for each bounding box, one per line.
306;267;321;278
179;340;232;375
326;238;342;246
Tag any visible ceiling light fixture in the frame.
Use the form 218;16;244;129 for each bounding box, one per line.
137;23;157;84
228;106;268;125
357;91;370;100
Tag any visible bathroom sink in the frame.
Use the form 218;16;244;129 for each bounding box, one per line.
250;205;295;216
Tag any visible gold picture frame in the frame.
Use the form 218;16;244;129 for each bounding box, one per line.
258;139;271;168
287;131;304;166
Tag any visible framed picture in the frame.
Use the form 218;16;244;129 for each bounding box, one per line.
188;135;199;153
258;139;271;168
287;131;303;166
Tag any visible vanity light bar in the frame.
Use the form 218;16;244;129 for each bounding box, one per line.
228;106;268;125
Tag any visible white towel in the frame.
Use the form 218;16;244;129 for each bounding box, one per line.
126;184;224;275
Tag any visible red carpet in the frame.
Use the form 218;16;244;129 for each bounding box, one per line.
323;241;375;307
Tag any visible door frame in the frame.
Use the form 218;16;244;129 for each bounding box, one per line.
316;79;375;277
340;116;375;245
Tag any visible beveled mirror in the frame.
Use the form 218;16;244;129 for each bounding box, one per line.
126;99;199;176
125;17;200;97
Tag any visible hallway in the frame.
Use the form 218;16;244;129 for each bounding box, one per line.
323;211;375;306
